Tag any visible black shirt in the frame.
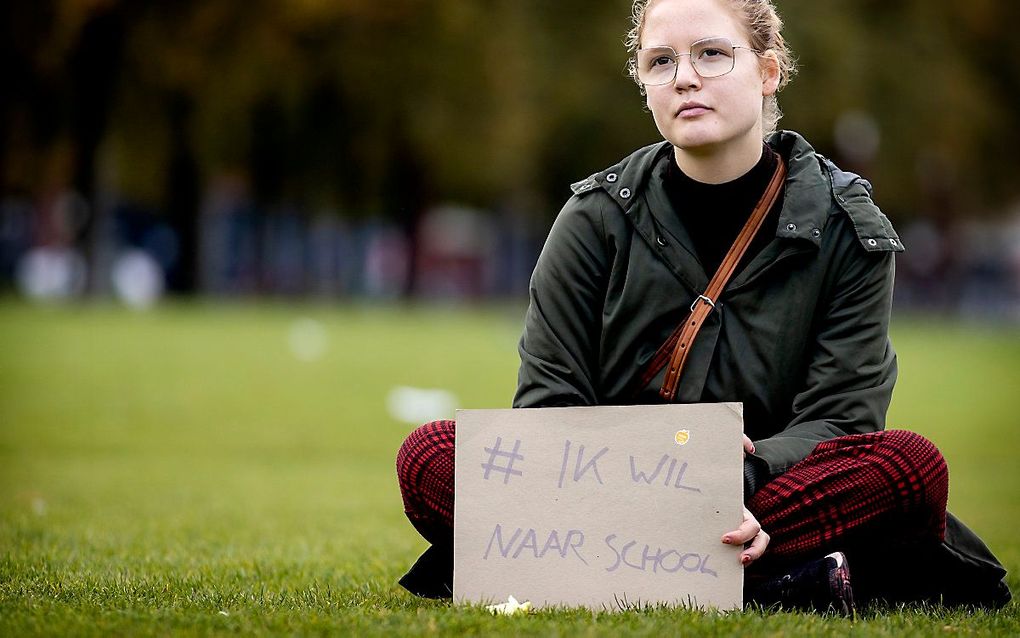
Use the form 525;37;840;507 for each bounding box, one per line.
664;144;784;276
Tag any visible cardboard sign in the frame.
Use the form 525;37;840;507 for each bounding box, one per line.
453;404;743;611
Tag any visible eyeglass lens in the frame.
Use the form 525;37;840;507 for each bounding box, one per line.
637;37;737;85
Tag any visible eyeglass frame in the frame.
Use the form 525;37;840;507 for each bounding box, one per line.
634;36;763;86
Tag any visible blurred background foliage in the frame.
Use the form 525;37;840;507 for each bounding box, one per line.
2;0;1020;304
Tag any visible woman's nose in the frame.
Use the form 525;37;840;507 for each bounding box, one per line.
673;55;701;90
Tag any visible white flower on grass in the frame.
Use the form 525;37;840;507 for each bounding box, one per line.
486;595;533;616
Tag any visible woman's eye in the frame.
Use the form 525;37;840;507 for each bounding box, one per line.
700;48;727;58
651;55;673;68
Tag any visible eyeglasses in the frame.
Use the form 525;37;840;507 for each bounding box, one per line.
635;37;761;85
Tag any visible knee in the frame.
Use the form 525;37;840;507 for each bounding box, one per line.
879;430;945;470
396;419;456;494
878;430;949;510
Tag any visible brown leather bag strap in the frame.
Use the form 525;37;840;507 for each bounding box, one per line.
655;154;787;401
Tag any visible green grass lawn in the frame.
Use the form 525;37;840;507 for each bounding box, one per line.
1;301;1017;636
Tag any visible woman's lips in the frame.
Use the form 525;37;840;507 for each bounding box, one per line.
677;103;711;118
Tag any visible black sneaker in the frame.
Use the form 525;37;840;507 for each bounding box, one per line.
749;551;855;615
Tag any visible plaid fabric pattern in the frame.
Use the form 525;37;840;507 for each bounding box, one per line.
396;419;456;546
397;423;948;563
748;429;948;563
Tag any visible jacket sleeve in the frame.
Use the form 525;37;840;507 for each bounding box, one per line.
513;196;609;408
750;238;898;476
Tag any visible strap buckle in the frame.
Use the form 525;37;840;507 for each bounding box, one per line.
690;294;716;312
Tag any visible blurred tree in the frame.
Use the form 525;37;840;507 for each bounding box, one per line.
781;0;1020;219
165;90;199;292
4;0;1020;295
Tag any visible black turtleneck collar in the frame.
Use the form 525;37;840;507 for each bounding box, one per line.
664;143;784;276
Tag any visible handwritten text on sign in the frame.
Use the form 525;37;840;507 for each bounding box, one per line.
453;404;743;610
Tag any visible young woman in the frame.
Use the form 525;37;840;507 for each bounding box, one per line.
396;0;1010;611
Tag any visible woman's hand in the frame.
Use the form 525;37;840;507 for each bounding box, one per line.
743;434;755;457
722;506;769;566
725;436;768;564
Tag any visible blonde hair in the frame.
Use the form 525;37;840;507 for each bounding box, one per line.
625;0;797;135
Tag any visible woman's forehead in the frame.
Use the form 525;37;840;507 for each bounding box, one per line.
642;0;748;48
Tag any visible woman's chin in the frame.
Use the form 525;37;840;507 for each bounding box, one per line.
670;135;725;154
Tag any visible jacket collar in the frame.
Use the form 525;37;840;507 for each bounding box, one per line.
589;130;835;250
574;131;842;292
770;130;831;248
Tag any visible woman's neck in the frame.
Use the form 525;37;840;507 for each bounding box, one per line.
673;133;765;184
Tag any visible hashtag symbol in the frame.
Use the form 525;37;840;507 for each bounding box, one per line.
480;437;525;484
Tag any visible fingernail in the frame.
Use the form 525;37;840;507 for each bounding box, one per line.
750;445;756;453
741;555;751;565
722;536;731;544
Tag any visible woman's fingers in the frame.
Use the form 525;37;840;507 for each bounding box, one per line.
722;507;769;565
742;434;755;457
741;529;770;565
721;507;761;545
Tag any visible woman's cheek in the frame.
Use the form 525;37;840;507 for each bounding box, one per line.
647;93;673;137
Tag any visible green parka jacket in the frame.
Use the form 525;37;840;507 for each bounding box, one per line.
514;131;902;477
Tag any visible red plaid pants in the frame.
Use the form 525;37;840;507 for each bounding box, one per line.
395;421;948;564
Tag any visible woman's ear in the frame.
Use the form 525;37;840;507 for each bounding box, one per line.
759;50;781;97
